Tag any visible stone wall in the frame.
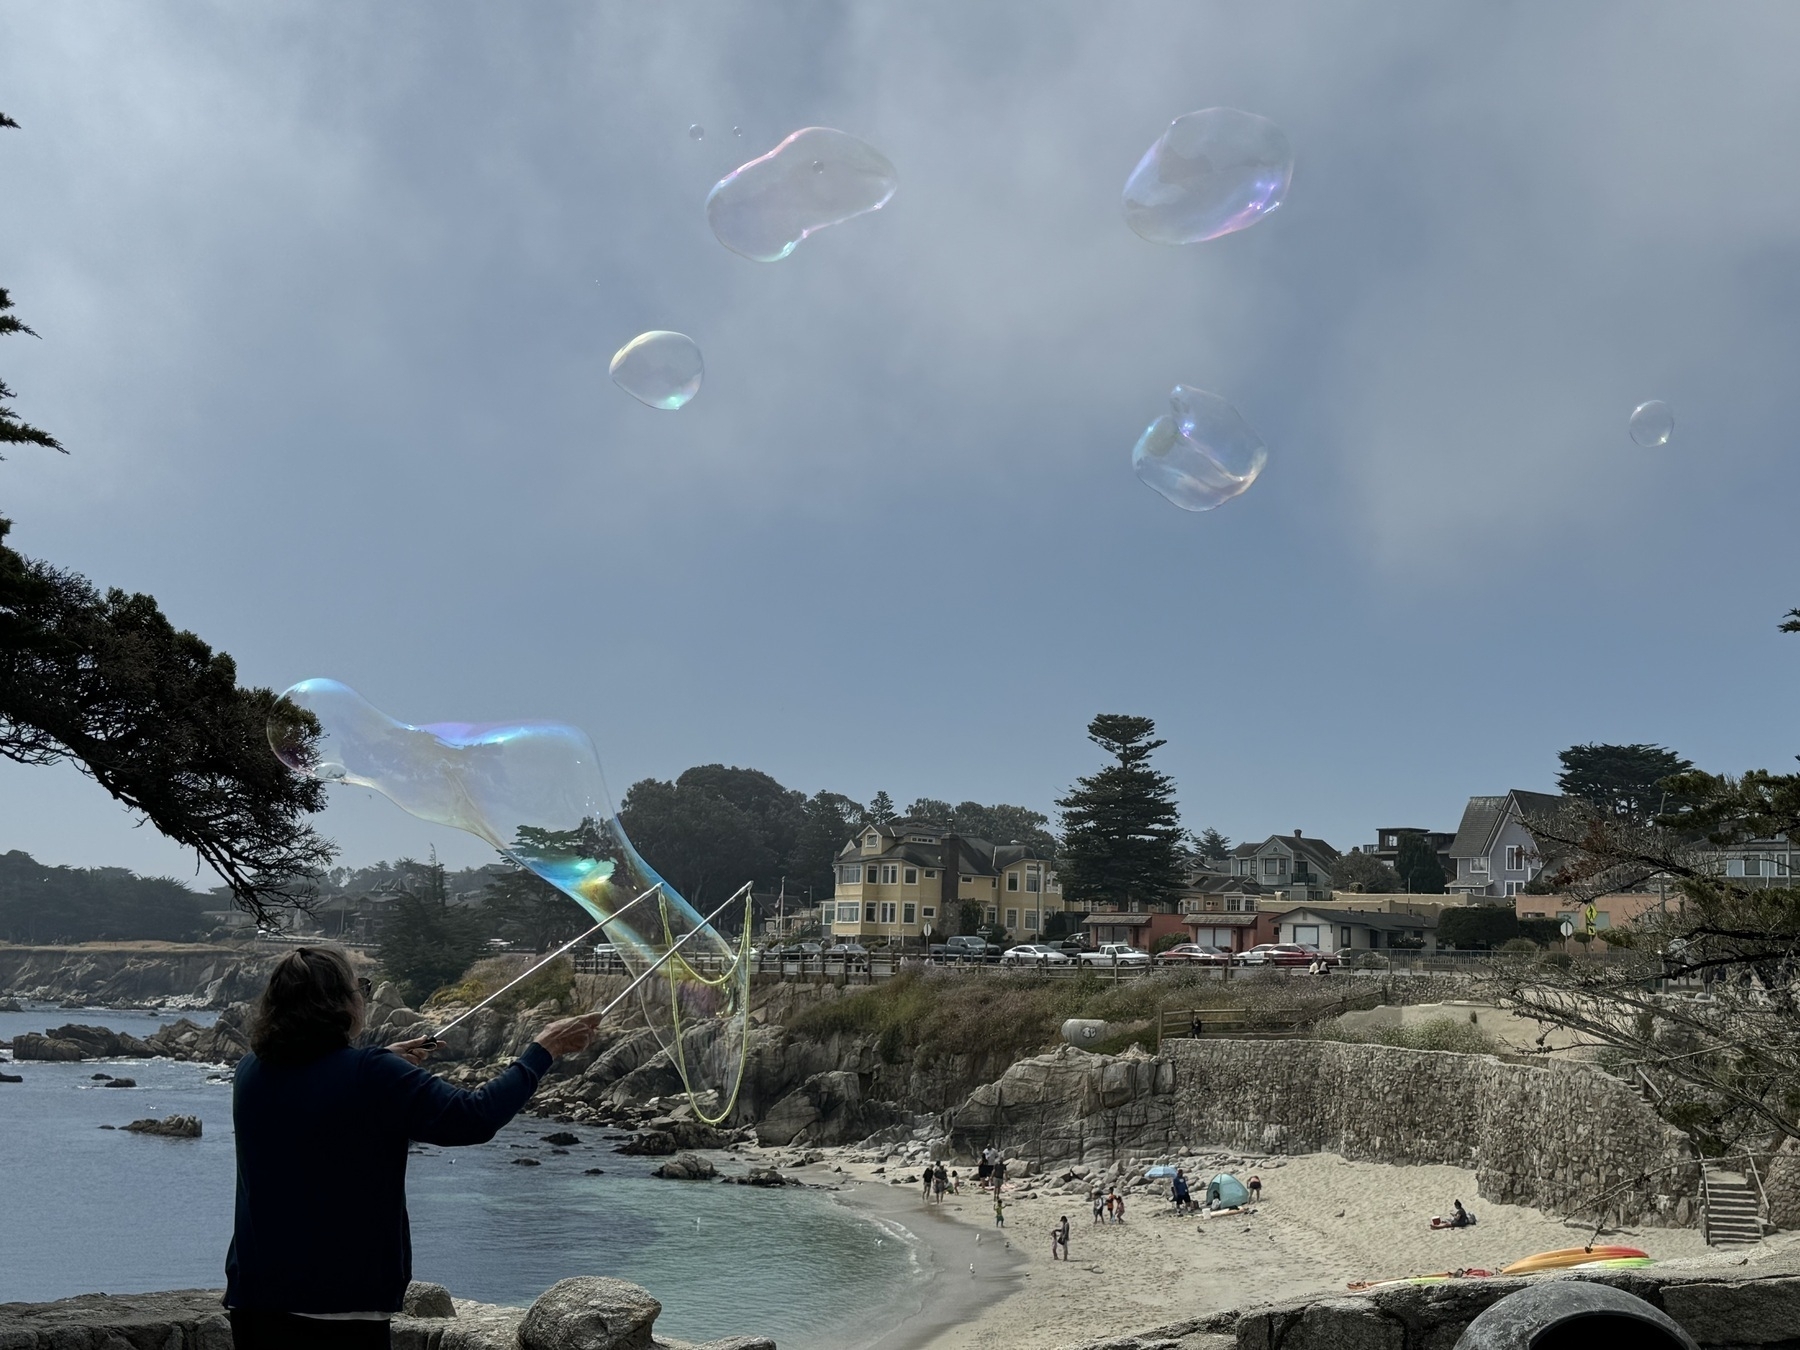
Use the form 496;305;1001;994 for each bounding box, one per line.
1165;1040;1699;1227
946;1040;1700;1227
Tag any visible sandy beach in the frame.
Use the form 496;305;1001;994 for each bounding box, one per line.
780;1148;1797;1350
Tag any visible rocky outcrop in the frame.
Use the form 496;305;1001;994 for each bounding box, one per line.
146;1007;252;1063
403;1281;458;1318
123;1114;202;1138
946;1044;1176;1162
11;1023;157;1060
0;945;284;1008
1069;1261;1800;1350
756;1069;906;1147
651;1151;716;1180
519;1277;662;1350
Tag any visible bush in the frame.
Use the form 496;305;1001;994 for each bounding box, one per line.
1540;950;1574;970
1437;905;1520;951
1499;937;1540;954
1317;1014;1498;1056
421;953;574;1014
1150;932;1186;955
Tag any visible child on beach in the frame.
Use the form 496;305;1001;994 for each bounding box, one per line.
1092;1192;1105;1224
994;1196;1006;1228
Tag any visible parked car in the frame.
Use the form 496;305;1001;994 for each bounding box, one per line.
1000;943;1073;967
943;935;1002;962
825;942;870;958
1078;942;1149;967
1236;943;1338;968
775;941;823;959
1153;942;1231;966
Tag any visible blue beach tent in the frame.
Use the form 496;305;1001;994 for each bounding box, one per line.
1206;1173;1250;1208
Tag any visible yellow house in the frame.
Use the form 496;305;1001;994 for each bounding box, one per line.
823;816;1065;945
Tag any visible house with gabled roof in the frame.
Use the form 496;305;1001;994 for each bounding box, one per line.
1446;790;1566;900
1227;830;1340;903
824;816;1064;945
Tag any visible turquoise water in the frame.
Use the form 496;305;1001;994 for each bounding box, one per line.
0;1005;924;1348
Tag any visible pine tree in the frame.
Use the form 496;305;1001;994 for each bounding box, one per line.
1194;827;1232;862
866;790;895;824
375;852;487;1006
1055;714;1186;910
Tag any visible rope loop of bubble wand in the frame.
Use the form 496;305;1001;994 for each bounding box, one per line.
428;880;664;1039
589;887;758;1023
656;882;757;1127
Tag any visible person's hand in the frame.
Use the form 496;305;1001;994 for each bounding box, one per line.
386;1037;437;1066
534;1012;601;1059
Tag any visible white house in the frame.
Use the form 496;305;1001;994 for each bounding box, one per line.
1276;906;1439;955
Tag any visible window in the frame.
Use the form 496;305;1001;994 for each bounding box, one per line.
1469;857;1489;873
1224;896;1243;913
1557;910;1578;926
1504;881;1522;896
903;903;916;924
922;907;936;918
1340;926;1352;947
1595;912;1612;929
925;870;937;879
1024;909;1038;931
1294;924;1320;947
840;865;863;885
821;904;835;923
865;866;878;883
960;874;973;884
1007;872;1020;892
879;902;897;923
1026;870;1040;893
1005;908;1019;929
864;904;876;922
1505;845;1525;871
1262;857;1286;876
880;864;899;884
836;903;858;922
985;906;997;923
903;867;918;885
1745;857;1764;877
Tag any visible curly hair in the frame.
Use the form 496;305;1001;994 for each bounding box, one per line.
250;946;364;1066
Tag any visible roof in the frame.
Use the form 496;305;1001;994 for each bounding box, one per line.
841;830;1054;877
1181;875;1264;896
1281;907;1439;932
1448;790;1569;858
1081;913;1152;927
1231;834;1342;870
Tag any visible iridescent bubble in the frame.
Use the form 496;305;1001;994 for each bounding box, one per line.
1132;386;1268;512
706;126;897;262
1122;108;1293;245
267;679;749;1111
731;125;742;137
1628;400;1674;448
688;124;704;141
609;331;703;410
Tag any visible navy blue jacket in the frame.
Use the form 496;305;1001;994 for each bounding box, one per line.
225;1042;553;1313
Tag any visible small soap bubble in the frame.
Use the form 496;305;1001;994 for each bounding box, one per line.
688;124;704;141
609;331;704;410
1628;400;1674;448
707;126;897;262
732;125;742;137
1132;386;1267;512
1122;108;1293;245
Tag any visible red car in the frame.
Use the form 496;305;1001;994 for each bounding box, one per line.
1153;942;1233;966
1235;943;1340;968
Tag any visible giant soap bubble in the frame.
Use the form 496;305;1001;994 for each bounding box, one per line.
707;127;897;262
1628;399;1674;448
1132;386;1268;512
267;679;749;1119
610;331;704;411
1122;108;1293;245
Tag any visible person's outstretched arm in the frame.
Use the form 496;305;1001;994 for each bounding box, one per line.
376;1014;599;1146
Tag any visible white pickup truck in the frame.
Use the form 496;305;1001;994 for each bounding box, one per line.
1078;942;1150;967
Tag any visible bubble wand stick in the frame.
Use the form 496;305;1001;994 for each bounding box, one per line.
429;880;664;1039
588;881;754;1023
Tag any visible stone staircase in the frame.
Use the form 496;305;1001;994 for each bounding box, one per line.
1701;1163;1766;1246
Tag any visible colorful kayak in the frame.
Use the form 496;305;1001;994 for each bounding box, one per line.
1500;1246;1649;1276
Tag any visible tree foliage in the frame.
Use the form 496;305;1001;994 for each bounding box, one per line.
1556;742;1694;821
1055;714;1185;910
1193;827;1232;862
0;517;334;920
375;855;487;1006
618;775;773;906
1334;851;1403;894
479;859;590;953
866;790;896;824
789;791;863;899
0;285;63;458
0;849;207;943
1394;831;1447;893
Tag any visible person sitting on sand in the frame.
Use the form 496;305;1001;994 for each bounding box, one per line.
1450;1199;1472;1228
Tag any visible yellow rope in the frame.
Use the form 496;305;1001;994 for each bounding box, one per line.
654;890;754;1127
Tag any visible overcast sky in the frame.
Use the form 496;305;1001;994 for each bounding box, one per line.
4;3;1799;885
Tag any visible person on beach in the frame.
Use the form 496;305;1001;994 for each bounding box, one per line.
923;1168;935;1203
1171;1170;1191;1214
994;1195;1006;1228
1057;1214;1071;1259
1248;1174;1262;1202
950;1169;961;1194
224;946;599;1350
1114;1189;1126;1223
1092;1191;1105;1224
933;1164;948;1204
977;1147;994;1189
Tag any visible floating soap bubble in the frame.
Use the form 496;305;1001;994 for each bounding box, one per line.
609;331;703;410
731;125;742;137
1122;108;1293;245
267;679;749;1117
1132;386;1268;512
706;126;897;262
688;124;704;141
1628;400;1674;448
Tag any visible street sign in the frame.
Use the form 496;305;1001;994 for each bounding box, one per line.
921;923;933;939
1560;920;1575;938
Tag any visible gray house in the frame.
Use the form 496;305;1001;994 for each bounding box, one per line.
1446;790;1565;900
1228;831;1339;903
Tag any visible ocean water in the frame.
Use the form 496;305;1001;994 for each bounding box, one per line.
0;1005;925;1348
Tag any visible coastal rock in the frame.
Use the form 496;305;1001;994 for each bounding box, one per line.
519;1276;661;1350
0;996;22;1011
733;1167;788;1187
403;1281;457;1318
512;1156;542;1166
692;1338;777;1350
651;1152;716;1181
102;1077;138;1088
123;1114;202;1138
756;1071;902;1148
0;1287;232;1349
543;1131;582;1146
11;1032;90;1061
0;1070;22;1083
147;1007;252;1064
616;1130;679;1157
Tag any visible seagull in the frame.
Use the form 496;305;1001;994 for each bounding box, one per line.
974;1234;981;1244
968;1263;975;1276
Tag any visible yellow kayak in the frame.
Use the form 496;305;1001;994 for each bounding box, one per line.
1500;1246;1649;1276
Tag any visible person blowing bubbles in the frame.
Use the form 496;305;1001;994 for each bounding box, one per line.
224;947;601;1350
